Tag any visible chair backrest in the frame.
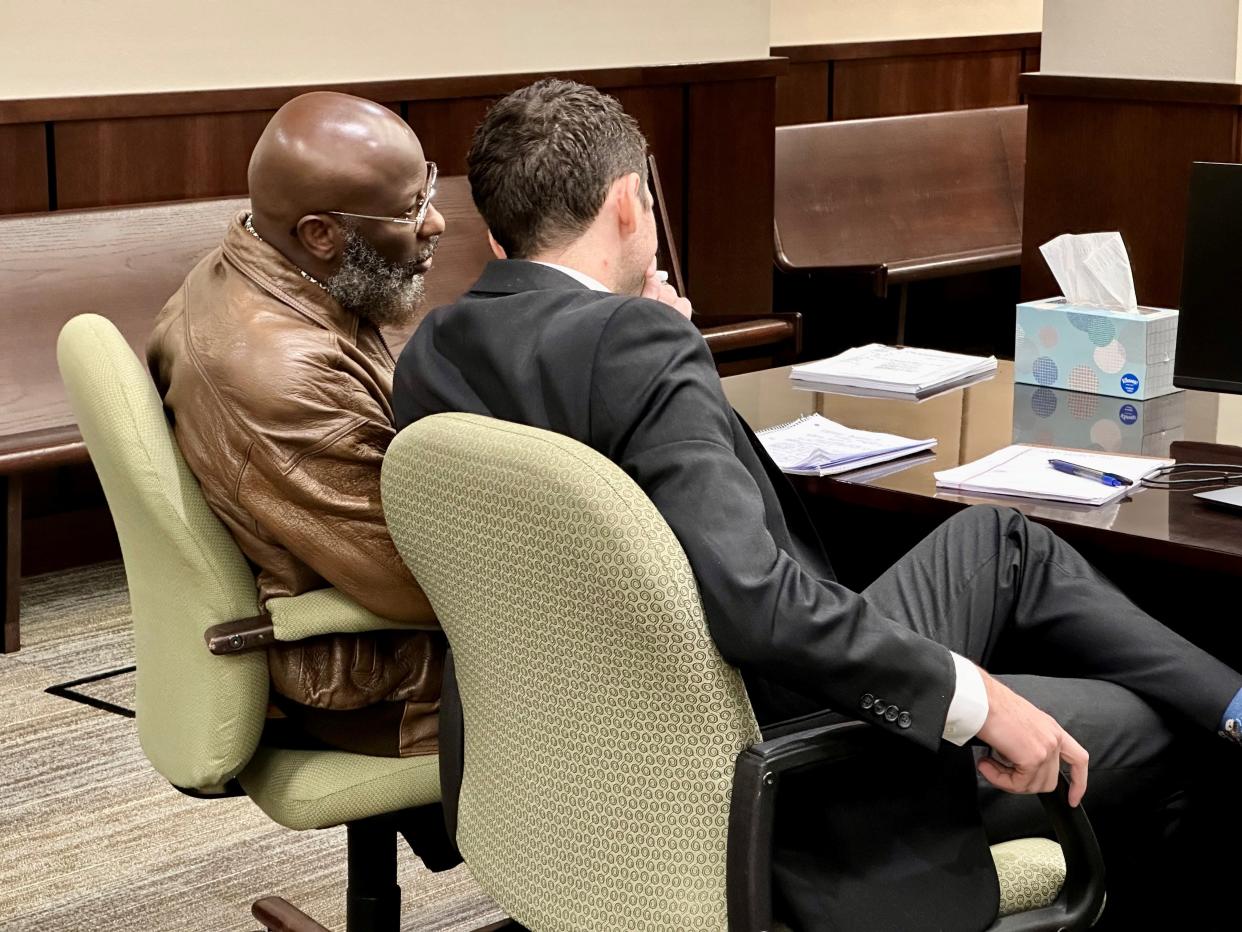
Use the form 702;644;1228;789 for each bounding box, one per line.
57;313;268;791
773;105;1027;271
381;413;761;932
1;198;245;448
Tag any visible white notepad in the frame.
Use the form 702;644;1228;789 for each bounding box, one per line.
756;413;937;477
934;445;1174;506
790;344;997;396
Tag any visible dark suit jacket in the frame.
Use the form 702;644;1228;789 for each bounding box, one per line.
393;260;956;748
393;260;996;931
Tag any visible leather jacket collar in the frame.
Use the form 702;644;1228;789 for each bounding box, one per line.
220;211;362;342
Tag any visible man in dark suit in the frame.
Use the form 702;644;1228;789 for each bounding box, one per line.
392;79;1242;930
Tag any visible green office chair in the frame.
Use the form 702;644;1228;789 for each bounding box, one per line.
56;313;448;932
380;412;1106;932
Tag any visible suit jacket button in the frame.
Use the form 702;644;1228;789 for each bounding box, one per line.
872;702;887;716
885;706;899;722
860;694;875;710
897;711;912;729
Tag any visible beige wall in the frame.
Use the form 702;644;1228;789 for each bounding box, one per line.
770;0;1042;45
1;0;771;99
1042;0;1242;82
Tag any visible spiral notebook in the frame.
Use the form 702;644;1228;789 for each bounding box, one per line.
756;413;937;477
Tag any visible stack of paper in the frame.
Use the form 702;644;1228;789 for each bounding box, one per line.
790;344;997;397
934;445;1173;506
756;413;937;477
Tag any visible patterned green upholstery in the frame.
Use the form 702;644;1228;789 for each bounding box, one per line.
993;837;1066;918
58;314;268;791
382;413;1066;930
57;314;437;829
383;413;761;932
239;748;441;832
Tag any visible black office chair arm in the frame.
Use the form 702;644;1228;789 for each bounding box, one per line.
989;780;1106;932
726;718;1106;932
726;717;875;932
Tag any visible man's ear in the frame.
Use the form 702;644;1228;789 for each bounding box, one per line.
295;214;344;263
487;230;507;260
612;171;643;235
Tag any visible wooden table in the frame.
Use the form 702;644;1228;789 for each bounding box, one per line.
722;361;1242;664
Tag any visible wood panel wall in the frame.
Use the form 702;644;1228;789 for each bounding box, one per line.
0;59;782;315
773;33;1042;126
1020;75;1242;309
685;78;775;315
53;111;278;209
0;124;49;213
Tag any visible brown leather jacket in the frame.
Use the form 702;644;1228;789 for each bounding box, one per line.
148;212;443;757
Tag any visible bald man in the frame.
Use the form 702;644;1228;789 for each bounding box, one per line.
148;92;446;759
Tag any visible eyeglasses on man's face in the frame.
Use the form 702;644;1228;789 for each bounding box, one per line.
328;161;438;233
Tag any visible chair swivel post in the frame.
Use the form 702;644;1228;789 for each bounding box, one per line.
346;816;401;932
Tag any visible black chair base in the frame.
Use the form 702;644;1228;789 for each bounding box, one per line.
253;896;331;932
252;810;512;932
253;813;401;932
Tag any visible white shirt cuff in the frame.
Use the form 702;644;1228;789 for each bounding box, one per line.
942;652;989;746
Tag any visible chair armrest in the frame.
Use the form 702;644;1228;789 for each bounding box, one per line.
774;254;889;298
726;716;873;930
726;718;1106;932
990;782;1106;932
697;313;803;359
203;587;428;654
266;587;424;640
694;312;801;329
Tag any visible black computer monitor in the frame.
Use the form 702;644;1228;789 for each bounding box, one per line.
1175;161;1242;393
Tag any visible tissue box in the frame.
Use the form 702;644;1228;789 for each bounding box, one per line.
1014;298;1179;400
1012;383;1185;457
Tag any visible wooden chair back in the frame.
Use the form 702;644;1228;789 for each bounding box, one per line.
773;106;1027;276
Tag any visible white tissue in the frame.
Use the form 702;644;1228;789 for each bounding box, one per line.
1039;232;1138;312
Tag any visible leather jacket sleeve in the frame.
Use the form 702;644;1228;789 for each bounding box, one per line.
233;378;437;626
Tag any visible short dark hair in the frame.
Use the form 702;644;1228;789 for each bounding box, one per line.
467;79;648;259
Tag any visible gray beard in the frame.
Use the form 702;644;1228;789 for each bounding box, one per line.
325;228;435;328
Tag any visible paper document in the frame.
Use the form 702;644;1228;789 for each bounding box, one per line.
757;413;937;477
788;369;995;402
934;445;1173;506
790;344;997;395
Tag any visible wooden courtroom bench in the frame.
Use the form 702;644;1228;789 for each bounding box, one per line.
773;105;1026;347
0;174;797;651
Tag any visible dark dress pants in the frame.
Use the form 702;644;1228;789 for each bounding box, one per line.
770;505;1242;931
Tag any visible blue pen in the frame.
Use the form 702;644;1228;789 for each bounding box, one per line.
1048;459;1133;488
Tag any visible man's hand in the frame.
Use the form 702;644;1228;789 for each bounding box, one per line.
641;257;693;320
976;669;1089;807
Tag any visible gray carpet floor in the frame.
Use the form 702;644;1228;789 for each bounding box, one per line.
0;562;507;932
